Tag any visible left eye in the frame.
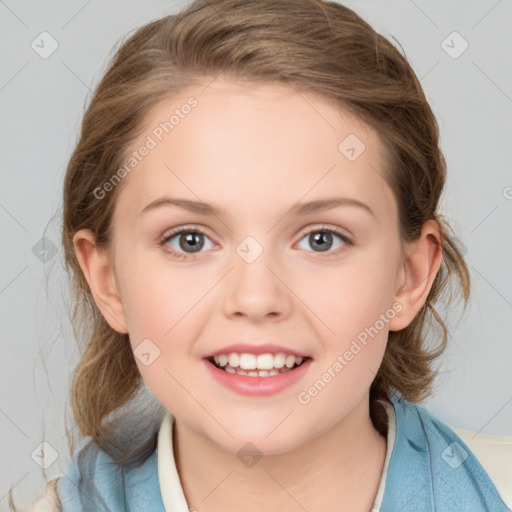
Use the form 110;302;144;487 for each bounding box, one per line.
296;228;350;254
160;228;215;257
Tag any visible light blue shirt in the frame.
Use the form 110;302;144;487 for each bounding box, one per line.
57;392;511;511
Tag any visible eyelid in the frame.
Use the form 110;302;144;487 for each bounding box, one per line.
298;223;352;241
159;224;215;243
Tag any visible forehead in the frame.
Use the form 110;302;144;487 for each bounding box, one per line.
113;78;396;225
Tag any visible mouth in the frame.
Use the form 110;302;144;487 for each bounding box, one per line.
202;351;313;396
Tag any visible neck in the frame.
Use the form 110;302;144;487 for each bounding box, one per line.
172;397;388;512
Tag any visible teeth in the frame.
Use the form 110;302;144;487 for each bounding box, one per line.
228;353;239;367
213;352;305;371
223;367;290;377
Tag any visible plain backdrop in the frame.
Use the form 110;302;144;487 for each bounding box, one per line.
1;0;511;507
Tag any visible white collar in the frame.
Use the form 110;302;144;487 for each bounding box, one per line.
157;400;397;512
371;399;397;511
157;412;190;511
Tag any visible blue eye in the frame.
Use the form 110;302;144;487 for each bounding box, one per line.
159;225;352;260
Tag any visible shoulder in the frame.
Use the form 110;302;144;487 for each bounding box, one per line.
54;436;162;510
21;477;61;512
21;438;135;511
449;424;512;510
385;395;512;511
411;399;512;510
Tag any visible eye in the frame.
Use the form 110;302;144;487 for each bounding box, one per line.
296;225;351;255
159;226;215;259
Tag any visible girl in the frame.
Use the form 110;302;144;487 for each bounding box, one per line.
19;0;512;510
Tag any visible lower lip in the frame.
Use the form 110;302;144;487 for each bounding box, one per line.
203;358;313;396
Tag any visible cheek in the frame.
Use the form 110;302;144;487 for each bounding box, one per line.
301;251;397;374
116;254;192;340
117;261;210;389
304;254;397;329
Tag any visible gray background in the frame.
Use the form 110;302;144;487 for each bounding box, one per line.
1;0;511;507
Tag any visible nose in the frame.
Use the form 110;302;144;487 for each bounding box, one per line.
222;243;293;322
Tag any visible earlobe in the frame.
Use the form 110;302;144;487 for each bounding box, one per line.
388;220;443;332
72;229;128;334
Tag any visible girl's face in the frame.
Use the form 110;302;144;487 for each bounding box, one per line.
94;79;412;454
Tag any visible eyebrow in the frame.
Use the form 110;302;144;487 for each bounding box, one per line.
140;196;376;219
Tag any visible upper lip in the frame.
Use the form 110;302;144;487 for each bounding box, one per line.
203;343;311;359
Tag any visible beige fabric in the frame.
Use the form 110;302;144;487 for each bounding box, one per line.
22;477;61;512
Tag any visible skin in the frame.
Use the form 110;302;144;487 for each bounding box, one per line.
74;78;442;511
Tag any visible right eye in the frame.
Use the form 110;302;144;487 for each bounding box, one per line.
159;227;216;259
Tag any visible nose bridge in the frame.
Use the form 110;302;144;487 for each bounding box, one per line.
222;233;290;319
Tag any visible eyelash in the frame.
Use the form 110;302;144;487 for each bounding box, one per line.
158;224;352;260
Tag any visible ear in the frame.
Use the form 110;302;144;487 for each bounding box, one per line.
72;229;128;334
388;219;443;332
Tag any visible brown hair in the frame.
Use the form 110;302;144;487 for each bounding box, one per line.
60;0;469;467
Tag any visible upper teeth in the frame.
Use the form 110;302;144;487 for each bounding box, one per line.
213;352;304;370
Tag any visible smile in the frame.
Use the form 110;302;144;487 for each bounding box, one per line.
210;352;307;376
203;354;313;396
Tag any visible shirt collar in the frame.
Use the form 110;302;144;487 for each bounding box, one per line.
157;401;397;512
157;411;190;511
